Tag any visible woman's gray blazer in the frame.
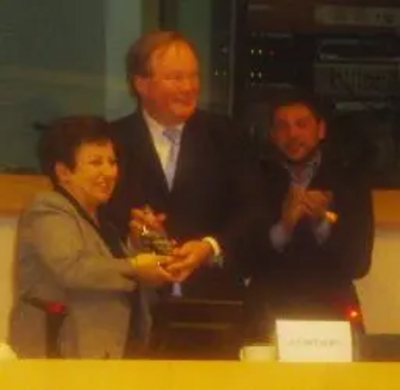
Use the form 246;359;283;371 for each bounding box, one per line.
8;191;146;358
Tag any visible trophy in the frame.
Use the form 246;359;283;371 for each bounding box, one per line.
138;223;175;255
137;206;182;297
136;205;176;255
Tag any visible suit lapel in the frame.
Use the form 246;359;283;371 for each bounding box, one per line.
126;111;206;201
308;154;337;190
171;111;204;195
261;158;291;200
128;113;170;200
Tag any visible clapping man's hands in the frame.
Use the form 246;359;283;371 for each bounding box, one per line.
302;190;333;222
281;186;308;233
280;187;334;232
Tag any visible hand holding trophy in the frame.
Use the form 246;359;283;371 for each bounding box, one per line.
130;206;183;295
130;205;174;255
137;206;175;255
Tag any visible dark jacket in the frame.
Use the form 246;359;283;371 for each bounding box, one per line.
103;109;264;299
240;153;374;340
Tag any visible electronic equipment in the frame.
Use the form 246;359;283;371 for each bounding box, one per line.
314;35;400;102
244;31;400;105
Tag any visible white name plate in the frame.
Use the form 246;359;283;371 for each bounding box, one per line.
276;320;353;362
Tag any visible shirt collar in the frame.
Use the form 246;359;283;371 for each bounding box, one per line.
142;109;184;142
283;151;321;187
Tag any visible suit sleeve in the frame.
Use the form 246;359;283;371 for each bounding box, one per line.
21;207;136;291
214;118;268;270
323;174;374;279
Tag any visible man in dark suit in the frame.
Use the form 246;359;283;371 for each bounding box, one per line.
102;31;263;356
105;29;263;296
240;89;374;343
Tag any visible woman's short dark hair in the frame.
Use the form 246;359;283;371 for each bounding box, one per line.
37;116;112;184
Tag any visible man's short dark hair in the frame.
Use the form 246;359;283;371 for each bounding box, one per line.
268;87;331;128
37;116;112;184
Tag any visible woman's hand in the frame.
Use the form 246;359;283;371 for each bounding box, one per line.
130;253;175;286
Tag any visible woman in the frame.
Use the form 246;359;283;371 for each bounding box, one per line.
8;116;174;358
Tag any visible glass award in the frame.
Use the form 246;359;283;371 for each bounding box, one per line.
138;224;175;255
